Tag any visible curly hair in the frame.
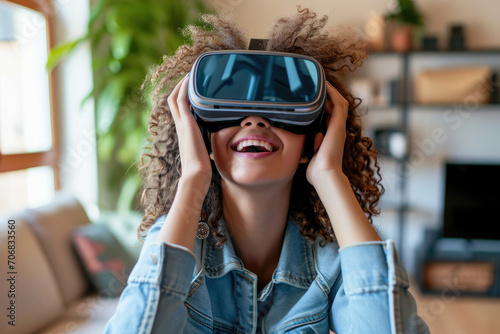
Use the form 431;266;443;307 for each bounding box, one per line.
138;7;384;247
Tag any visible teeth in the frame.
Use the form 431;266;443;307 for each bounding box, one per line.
236;140;275;153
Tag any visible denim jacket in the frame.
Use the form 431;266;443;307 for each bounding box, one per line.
105;216;429;333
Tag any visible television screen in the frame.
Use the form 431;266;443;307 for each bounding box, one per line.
442;162;500;240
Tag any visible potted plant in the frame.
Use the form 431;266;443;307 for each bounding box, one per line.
385;0;424;52
48;0;208;212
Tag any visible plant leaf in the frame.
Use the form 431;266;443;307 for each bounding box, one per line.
46;35;88;70
97;132;116;161
96;76;128;133
117;173;142;212
80;89;95;110
111;31;132;60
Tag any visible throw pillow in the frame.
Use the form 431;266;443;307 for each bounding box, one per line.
71;224;136;298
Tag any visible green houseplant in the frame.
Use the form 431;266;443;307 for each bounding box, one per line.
385;0;424;52
48;0;208;212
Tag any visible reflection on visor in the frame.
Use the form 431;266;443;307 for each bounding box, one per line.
195;54;320;103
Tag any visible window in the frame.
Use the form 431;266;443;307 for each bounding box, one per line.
0;0;59;212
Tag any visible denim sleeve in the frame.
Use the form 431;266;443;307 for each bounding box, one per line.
104;216;196;334
330;240;430;334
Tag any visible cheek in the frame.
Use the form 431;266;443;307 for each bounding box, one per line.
210;129;235;164
210;133;223;161
292;138;307;164
281;133;307;161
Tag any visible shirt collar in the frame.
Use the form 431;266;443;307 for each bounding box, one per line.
202;218;317;288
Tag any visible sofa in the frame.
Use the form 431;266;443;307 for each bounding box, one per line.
0;192;139;334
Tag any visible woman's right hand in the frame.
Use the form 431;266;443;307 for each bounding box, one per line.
168;74;212;194
154;75;211;249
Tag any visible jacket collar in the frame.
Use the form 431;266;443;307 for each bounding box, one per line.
202;218;317;288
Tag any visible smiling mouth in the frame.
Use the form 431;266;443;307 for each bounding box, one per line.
233;139;278;153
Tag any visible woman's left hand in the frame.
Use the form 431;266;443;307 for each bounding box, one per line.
306;82;349;187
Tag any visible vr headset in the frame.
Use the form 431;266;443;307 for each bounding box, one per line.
188;50;327;135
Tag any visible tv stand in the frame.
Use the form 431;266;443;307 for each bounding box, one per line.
416;229;500;297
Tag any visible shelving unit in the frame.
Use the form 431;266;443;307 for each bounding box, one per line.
358;49;500;263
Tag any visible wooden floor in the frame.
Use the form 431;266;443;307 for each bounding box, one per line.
411;285;500;334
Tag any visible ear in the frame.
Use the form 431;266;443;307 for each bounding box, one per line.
299;155;309;164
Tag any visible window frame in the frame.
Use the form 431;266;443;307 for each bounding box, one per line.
0;0;61;189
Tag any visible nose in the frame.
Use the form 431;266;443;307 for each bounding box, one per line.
240;116;270;129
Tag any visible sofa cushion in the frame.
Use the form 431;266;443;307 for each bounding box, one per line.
19;191;90;305
0;217;64;334
71;224;136;297
37;295;120;334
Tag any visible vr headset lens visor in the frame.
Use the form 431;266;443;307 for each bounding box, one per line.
196;53;319;103
189;51;326;134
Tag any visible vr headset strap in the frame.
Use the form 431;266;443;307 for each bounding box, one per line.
248;38;268;50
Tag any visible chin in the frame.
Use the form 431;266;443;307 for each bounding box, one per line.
222;170;293;188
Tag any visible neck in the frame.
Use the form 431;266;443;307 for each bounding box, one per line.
221;181;292;277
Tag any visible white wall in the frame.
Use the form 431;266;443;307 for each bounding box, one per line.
208;0;500;48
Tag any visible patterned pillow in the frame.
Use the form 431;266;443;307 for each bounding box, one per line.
71;224;136;297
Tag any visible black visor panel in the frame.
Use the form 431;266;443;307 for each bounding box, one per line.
195;53;320;103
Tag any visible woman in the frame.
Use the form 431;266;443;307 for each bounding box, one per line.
105;8;429;333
